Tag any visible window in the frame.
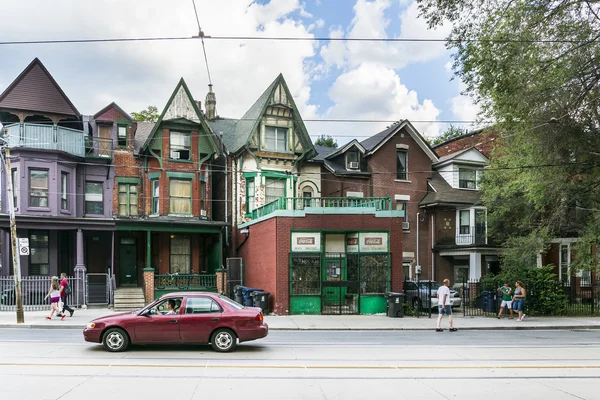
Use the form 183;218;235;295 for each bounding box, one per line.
151;180;159;215
459;210;470;234
459;168;478;189
402;263;411;281
200;181;206;212
118;184;138;216
170;235;191;274
454;265;469;284
264;126;288;152
29;169;48;207
396;150;407;180
302;187;313;208
265;177;285;204
11;169;18;208
169;179;192;215
395;200;407;213
117;125;127;147
85;182;104;214
60;173;68;211
346;151;359;169
29;231;49;275
170;131;191;160
184;297;221;314
246;179;255;213
560;244;569;282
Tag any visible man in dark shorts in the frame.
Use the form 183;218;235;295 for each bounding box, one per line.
58;272;74;317
436;279;457;332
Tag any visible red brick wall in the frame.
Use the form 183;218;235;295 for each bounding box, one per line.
238;214;403;315
95;108;126;122
320;171;370;197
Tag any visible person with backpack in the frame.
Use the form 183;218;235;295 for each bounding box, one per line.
58;272;74;317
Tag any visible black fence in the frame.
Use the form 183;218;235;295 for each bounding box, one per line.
403;276;599;318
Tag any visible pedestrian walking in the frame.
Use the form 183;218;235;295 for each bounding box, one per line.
436;279;457;332
497;282;514;319
43;276;64;321
58;272;74;317
512;281;527;321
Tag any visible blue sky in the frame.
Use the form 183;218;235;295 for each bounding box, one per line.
0;0;478;143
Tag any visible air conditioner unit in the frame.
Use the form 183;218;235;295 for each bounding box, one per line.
402;221;410;230
170;151;180;159
349;161;359;169
200;209;207;217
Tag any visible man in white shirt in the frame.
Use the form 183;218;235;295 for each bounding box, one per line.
436;279;457;332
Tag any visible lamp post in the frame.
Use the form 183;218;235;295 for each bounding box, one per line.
0;127;24;323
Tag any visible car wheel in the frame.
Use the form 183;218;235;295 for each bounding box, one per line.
412;298;422;310
102;328;129;352
211;328;237;353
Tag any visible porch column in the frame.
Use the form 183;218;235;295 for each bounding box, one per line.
74;229;86;307
146;230;151;268
216;268;228;295
143;231;154;303
469;253;481;280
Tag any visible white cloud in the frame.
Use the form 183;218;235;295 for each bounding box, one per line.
312;63;440;142
0;0;318;122
450;81;481;124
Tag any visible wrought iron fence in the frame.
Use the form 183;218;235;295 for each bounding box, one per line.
86;273;111;305
0;276;82;311
154;273;218;297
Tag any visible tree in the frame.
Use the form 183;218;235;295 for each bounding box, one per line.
417;0;600;271
131;106;159;123
315;135;338;148
428;125;468;146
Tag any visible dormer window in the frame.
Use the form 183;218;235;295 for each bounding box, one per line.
117;125;127;147
264;126;288;152
459;168;478;189
170;131;191;160
346;151;359;170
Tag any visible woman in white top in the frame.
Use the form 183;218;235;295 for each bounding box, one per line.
43;276;63;321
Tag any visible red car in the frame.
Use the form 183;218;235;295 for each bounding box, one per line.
83;292;268;352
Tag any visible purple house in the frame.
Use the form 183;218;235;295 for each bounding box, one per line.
0;58;114;307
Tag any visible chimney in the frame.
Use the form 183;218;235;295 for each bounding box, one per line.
205;84;216;120
196;100;202;112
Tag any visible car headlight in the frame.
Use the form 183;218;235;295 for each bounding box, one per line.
86;322;96;329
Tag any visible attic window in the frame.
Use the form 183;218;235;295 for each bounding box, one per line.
459;168;478;189
170;131;191;160
117;126;127;147
346;151;359;170
264;126;288;152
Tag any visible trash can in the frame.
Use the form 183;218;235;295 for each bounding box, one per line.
241;287;263;307
481;290;496;313
385;292;405;318
234;285;244;305
252;291;270;313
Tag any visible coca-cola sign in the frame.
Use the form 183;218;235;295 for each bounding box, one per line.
364;237;382;246
291;232;320;252
359;232;388;252
297;237;315;245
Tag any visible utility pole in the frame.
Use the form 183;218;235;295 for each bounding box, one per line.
1;128;24;323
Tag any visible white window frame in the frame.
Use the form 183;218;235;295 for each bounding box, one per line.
458;168;479;190
169;131;191;160
151;179;160;215
263;126;288;152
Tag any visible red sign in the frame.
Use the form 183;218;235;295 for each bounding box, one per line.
364;237;383;246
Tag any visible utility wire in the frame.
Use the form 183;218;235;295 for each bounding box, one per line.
191;0;212;86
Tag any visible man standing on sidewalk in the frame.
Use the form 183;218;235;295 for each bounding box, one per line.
58;273;74;317
436;279;457;332
497;282;514;319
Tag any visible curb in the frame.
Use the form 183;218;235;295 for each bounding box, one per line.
1;324;599;331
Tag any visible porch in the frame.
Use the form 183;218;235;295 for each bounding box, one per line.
250;197;394;220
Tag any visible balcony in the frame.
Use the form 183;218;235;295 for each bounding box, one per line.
437;226;488;247
3;123;112;159
250;197;393;220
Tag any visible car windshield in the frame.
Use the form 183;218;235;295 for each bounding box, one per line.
219;295;245;310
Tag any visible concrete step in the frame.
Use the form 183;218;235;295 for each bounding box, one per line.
114;288;145;312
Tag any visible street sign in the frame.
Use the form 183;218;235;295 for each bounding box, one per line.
18;238;29;256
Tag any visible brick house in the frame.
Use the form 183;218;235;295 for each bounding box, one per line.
209;75;404;315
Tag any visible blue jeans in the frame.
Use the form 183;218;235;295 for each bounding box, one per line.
513;299;525;312
438;305;452;315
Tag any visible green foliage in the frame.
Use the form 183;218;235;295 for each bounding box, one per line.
428;125;468;146
314;135;338;148
131;106;159;123
418;0;600;269
481;266;569;315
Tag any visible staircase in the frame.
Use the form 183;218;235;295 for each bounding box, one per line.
113;288;146;312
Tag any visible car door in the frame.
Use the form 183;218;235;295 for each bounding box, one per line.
178;296;223;344
134;303;182;344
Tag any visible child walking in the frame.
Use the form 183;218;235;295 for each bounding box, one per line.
44;276;64;321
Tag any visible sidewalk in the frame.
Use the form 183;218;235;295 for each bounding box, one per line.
1;308;599;330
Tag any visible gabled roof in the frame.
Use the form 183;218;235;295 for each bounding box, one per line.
361;120;438;161
140;78;219;154
211;74;316;159
134;121;155;154
323;139;365;160
420;171;481;207
311;145;338;161
93;102;133;122
435;147;489;167
0;58;80;118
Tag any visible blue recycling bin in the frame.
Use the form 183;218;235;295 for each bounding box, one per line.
241;287;263;306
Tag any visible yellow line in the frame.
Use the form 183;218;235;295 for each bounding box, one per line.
0;362;600;370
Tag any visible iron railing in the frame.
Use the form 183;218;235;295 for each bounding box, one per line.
85;137;113;158
86;273;111;305
437;226;487;246
251;196;393;219
154;273;217;295
0;275;82;311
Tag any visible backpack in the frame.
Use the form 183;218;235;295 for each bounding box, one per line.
64;282;72;295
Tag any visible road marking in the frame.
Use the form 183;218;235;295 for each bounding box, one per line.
1;362;600;370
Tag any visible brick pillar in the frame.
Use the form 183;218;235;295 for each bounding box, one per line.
143;268;155;304
216;268;228;295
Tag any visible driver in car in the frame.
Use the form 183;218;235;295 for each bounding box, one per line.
156;299;177;315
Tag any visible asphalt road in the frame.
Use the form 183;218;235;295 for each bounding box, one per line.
0;329;599;400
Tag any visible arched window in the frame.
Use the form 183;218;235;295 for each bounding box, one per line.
302;186;314;208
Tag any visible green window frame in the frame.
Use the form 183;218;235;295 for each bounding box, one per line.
265;177;286;204
117;125;128;148
246;178;255;215
118;183;139;216
170;235;191;274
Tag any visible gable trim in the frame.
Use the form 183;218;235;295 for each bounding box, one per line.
365;120;438;162
93;102;133;121
325;139;366;159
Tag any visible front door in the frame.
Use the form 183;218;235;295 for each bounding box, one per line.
119;238;137;285
322;257;346;314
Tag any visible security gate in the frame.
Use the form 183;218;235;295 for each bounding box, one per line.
321;254;360;315
86;273;110;305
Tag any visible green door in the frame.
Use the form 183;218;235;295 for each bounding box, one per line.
322;258;346;313
119;238;138;285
